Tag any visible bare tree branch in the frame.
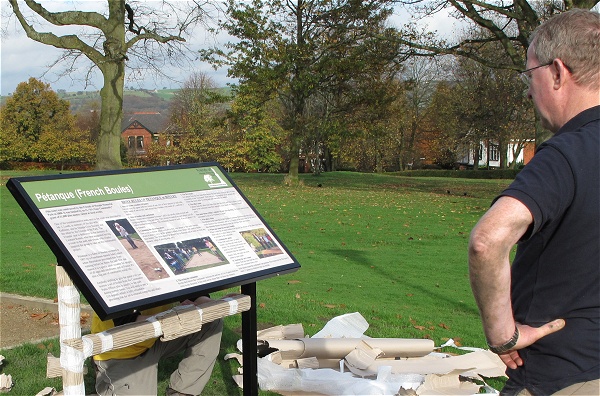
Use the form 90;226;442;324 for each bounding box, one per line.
388;0;598;71
22;0;106;29
8;0;104;63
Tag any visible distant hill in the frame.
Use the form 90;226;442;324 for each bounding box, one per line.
1;87;232;115
58;89;174;114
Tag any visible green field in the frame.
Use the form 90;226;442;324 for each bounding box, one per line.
0;170;511;394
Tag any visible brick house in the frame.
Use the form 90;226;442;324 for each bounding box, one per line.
121;112;169;157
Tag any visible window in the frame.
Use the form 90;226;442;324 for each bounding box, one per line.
128;136;134;149
136;136;144;149
489;144;500;162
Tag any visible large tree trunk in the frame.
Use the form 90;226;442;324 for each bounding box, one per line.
96;62;125;170
376;149;383;173
95;1;126;170
473;143;480;171
286;132;301;185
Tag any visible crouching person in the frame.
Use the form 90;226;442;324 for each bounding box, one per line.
92;296;223;396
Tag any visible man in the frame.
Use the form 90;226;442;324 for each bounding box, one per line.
468;9;599;396
114;222;138;249
92;296;223;396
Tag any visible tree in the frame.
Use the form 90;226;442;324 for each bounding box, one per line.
165;72;234;165
420;53;534;170
1;77;70;161
169;72;229;144
75;101;101;143
421;81;462;168
37;126;96;170
0;77;95;167
202;0;399;182
336;73;406;172
396;58;439;170
392;0;597;71
227;90;284;173
390;1;598;145
7;0;213;170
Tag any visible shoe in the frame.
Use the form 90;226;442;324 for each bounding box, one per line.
166;386;194;396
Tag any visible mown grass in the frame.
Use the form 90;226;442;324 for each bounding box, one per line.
0;170;511;395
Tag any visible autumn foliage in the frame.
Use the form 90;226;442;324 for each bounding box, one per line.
1;78;96;169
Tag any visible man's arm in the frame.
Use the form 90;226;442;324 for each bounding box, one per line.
468;196;565;368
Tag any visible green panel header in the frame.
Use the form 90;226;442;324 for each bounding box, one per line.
21;166;231;209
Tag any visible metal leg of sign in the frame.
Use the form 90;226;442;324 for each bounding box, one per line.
241;282;258;396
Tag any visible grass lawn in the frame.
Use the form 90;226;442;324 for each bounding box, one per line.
0;170;512;395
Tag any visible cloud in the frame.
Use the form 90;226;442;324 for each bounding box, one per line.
1;30;70;94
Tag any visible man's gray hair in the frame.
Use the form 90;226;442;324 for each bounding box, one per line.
530;9;600;90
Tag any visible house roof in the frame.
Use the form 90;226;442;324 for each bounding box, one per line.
121;112;169;134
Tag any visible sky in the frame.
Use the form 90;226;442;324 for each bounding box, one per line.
0;1;459;96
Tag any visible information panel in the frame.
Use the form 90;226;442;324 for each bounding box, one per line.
7;163;300;319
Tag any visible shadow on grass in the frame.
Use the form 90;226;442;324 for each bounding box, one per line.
326;248;480;318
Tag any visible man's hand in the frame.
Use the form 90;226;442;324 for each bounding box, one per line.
498;319;566;369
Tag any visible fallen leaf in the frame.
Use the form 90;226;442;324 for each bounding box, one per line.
287;280;301;284
323;304;336;309
414;325;426;330
439;323;450;330
295;293;301;299
259;303;266;309
30;313;49;320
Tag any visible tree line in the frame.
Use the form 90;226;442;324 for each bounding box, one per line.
3;0;597;176
0;59;531;174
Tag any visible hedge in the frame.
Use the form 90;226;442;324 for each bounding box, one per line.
392;169;520;179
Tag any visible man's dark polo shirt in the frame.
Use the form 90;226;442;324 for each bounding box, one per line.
497;106;600;394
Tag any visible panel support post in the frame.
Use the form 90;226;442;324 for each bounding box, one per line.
241;282;258;396
56;265;85;395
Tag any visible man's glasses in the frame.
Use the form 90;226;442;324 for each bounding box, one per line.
519;62;553;85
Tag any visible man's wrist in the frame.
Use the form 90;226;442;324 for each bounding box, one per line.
487;326;520;354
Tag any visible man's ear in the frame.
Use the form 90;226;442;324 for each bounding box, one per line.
552;58;570;90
